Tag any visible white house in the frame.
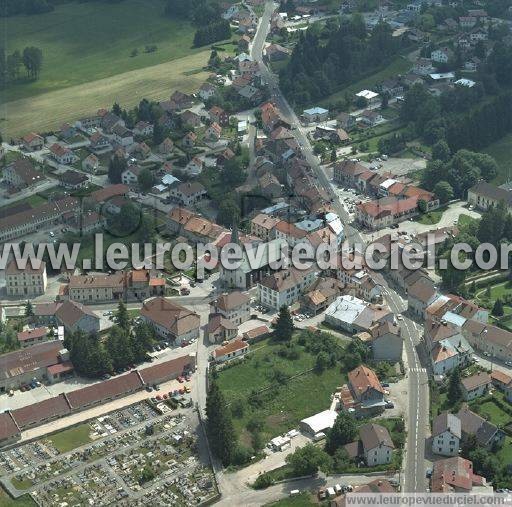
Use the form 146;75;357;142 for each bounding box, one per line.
431;48;453;63
360;423;395;466
212;339;249;363
432;412;461;457
461;372;491;401
49;143;76;165
303;107;329;123
121;165;142;186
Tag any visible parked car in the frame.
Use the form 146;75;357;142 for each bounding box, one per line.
145;385;153;392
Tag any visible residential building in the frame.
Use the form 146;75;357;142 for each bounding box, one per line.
206;314;238;344
303;107;329;123
3;159;45;190
55;300;100;334
431;457;487;493
431;412;461;457
22;133;44;151
408;277;438;317
264;43;290;61
168;181;207;206
210;291;251;325
5;260;47;297
82;154;100;173
467;181;512;212
360;423;395;466
141;297;200;344
336;112;356;131
112;125;134;147
258;266;317;311
258;172;282;199
339;365;386;414
208;106;230;127
121;165;142;186
462;319;512;363
431;47;453;63
212;339;249;362
133;121;154;137
364;320;403;362
49;143;76;165
198;82;216;101
250;213;280;241
59;170;88;190
491;371;512;403
460;372;491;401
359;110;384;126
302;277;344;315
17;327;50;349
89;131;111;152
457;405;505;449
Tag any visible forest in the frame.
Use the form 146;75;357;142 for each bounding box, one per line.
279;15;404;105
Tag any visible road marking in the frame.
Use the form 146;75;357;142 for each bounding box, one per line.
410;367;427;373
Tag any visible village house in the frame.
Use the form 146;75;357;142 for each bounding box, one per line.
17;327;50;349
407;277;438;317
431;47;453;63
22;133;44;152
491;371;512;403
82;153;100;173
359;109;384;127
460;372;492;401
121;165;142;186
210;291;251;325
467;181;512;213
205;122;222;142
431;457;487;493
258;172;282;199
208;106;230;127
112;125;134;147
141;297;200;345
264;43;290;61
212;339;249;363
133;121;154;137
457;405;505;449
303;107;329;124
206;314;238;344
3;159;45;190
59;170;89;190
55;300;100;334
88;184;129;212
413;57;435;75
345;423;395;466
182;131;197;148
462;319;512;363
339;365;386;414
89;131;111;152
66;211;106;235
159;137;174;154
250;213;279;241
336;112;356;131
302;277;344;315
431;412;461;457
198;82;217;101
363;320;403;362
101;112;125;133
168;181;207;207
181;110;202;128
49;143;77;165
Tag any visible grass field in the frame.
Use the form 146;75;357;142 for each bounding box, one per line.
0;489;35;507
217;335;348;444
45;423;92;453
0;0;221;137
416;210;444;225
484;132;512;185
266;492;316;506
1;51;210;138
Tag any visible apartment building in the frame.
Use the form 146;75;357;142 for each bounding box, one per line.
3;159;45;190
250;213;280;241
5;261;47;297
258;266;317;311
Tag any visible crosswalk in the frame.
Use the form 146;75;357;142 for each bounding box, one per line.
409;367;427;373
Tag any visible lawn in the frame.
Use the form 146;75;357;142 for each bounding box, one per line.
416;210;444;225
45;423;92;453
0;194;46;211
318;56;411;107
1;0;222;136
266;492;317;506
484;132;512;185
0;489;35;507
475;399;510;426
217;334;348;443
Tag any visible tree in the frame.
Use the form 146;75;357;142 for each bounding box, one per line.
418;199;427;213
138;168;154;192
106;325;134;371
152;123;165;146
448;367;462;402
315;351;330;372
380;92;389;110
492;298;504;317
330;148;337;162
325;411;358;455
274;306;294;342
22;46;43;79
25;300;34;318
66;331;112;378
114;202;141;235
433;181;454;204
285;444;332;476
108;154;127;183
206;378;236;466
114;301;130;330
431;140;451;162
217;198;241;227
440;250;467;291
130;48;138;58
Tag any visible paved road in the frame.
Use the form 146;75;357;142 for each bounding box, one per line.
252;1;429;495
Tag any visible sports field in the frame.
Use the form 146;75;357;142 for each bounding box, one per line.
0;0;218;136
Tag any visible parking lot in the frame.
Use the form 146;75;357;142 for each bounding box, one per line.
1;401;217;505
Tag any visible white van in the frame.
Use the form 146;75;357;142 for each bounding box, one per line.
290;489;300;497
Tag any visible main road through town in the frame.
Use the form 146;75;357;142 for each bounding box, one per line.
251;1;429;493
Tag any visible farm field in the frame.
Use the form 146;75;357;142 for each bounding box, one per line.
0;52;210;137
0;488;35;507
2;0;204;102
